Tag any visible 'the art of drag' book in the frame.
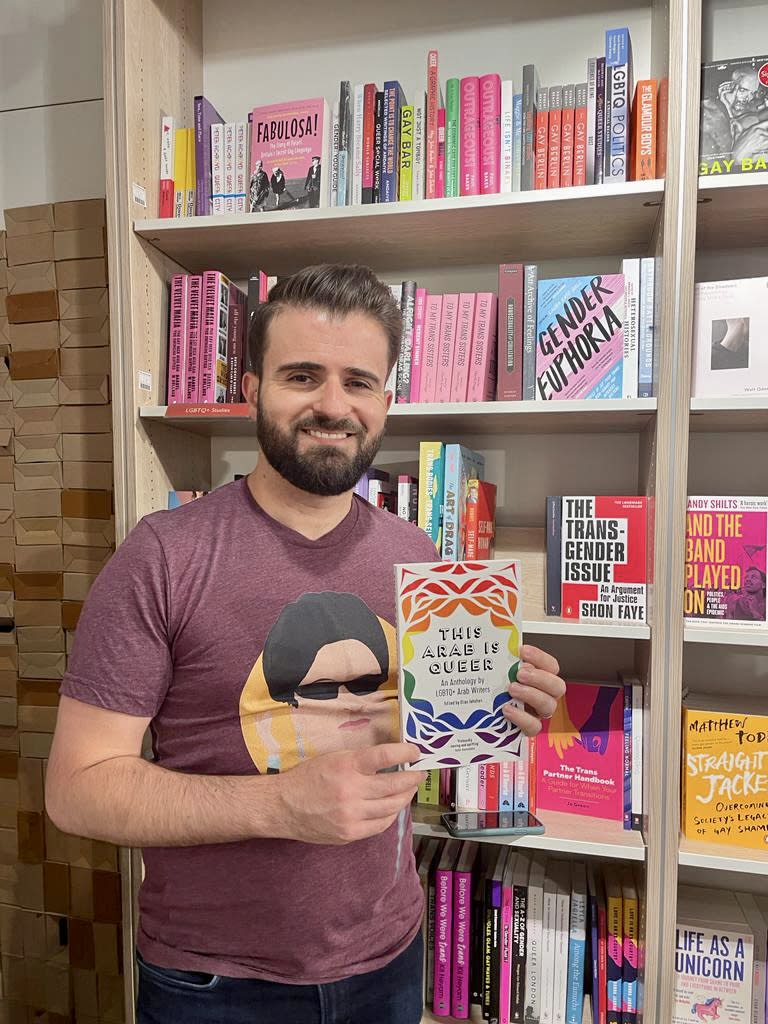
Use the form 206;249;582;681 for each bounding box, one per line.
395;559;524;770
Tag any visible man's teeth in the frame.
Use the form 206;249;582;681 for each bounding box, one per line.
306;429;348;439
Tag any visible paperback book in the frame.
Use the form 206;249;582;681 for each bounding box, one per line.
692;277;768;397
249;98;329;212
395;559;524;770
699;55;768;177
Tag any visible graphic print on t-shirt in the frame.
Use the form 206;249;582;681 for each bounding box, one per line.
239;591;399;774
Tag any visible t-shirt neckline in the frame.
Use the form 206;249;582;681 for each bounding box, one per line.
239;477;361;549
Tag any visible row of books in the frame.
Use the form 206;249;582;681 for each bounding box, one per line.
416;838;642;1024
418;679;644;833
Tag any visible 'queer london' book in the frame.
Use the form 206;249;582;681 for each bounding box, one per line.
685;496;768;628
395;559;524;770
699;55;768;177
692;277;768;398
249;98;330;212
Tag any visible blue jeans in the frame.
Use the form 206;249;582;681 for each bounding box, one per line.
136;931;424;1024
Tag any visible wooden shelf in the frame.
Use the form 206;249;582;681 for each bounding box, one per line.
134;180;665;277
679;836;768;876
422;998;592;1024
690;396;768;432
684;624;768;648
697;173;768;251
139;399;657;439
412;806;645;862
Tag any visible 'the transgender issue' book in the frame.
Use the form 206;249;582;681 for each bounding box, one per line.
395;559;525;770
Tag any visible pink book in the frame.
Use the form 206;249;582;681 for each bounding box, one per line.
485;762;499;811
500;856;515;1024
184;274;203;402
426;50;440;199
466;293;498;402
409;287;428;401
249;97;329;212
496;264;524;401
451;843;478;1019
534;681;625;821
433;840;460;1017
420;294;443;403
479;73;501;194
167;274;189;404
435;294;459;401
437;107;447;198
449;293;476;401
460;77;480;195
477;762;488;810
200;270;230;404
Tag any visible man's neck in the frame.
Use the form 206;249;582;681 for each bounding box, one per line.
246;460;353;541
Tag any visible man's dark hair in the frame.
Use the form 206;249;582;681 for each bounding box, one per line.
248;263;401;379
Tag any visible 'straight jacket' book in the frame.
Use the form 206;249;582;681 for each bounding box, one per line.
396;559;524;770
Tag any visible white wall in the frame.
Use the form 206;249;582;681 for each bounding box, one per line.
0;0;105;228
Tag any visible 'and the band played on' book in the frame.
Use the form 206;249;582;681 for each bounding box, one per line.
395;559;524;770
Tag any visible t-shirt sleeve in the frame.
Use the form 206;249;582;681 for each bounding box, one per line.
61;518;173;718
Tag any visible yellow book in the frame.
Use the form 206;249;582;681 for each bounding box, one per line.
603;866;624;1024
399;105;414;201
682;693;768;850
185;128;196;217
417;768;440;805
173;128;188;218
620;866;639;1022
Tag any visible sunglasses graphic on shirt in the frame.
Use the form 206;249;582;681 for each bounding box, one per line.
295;674;387;701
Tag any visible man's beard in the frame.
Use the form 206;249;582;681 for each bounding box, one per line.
256;393;385;497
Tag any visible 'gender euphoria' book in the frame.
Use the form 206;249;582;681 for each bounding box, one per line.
395;559;524;770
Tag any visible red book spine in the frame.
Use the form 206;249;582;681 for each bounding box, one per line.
200;271;220;404
166;274;189;404
573;84;588;186
485;763;499;811
560;85;576;187
535;89;549;190
426;50;440;199
184;275;203;403
496;264;524;401
547;87;562;188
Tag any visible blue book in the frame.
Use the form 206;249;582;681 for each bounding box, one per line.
623;683;633;830
522;264;538;399
512;93;523;191
566;862;588;1024
605;28;633;182
586;863;601;1024
381;81;406;203
441;444;485;560
638;257;655;397
545;495;562;615
418;441;445;548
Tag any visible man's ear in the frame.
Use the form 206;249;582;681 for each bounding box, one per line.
241;372;259;417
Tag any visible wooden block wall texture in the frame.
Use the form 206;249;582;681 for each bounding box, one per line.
0;203;122;1023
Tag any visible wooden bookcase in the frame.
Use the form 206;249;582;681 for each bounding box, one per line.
101;0;768;1021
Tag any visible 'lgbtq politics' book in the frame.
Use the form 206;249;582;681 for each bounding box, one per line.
249;98;329;212
535;274;625;400
395;560;524;770
699;55;768;177
681;693;768;851
692;277;768;398
685;496;768;628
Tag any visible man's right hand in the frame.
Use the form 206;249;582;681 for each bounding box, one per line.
273;743;427;846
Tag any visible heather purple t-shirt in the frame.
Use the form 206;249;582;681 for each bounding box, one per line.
61;479;438;983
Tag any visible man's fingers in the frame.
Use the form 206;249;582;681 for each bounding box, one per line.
353;742;424;775
520;644;560;678
502;701;544;738
515;664;566;701
359;793;419;820
507;683;558;720
365;771;427;798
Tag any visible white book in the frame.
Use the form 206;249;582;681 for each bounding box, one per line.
514;734;528;810
631;682;643;827
386;284;402;393
352;83;365;206
210;122;225;215
621;258;640;398
512;92;523;193
692;277;768;397
413;97;426;201
540;864;558;1024
526;856;547;1024
553;861;571;1024
456;765;479;810
566;862;588;1024
330;100;340;207
586;58;597;186
224;122;236;214
234;122;248;213
735;893;766;1024
638;256;656;398
160;114;175;183
501;80;515;193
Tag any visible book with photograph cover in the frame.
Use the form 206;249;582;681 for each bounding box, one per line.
699;55;768;176
395;559;524;770
692;277;768;397
685;496;768;627
249;98;329;212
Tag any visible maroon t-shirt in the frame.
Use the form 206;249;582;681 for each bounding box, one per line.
60;479;438;983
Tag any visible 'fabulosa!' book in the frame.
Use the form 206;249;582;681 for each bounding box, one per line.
685;496;768;628
249;98;330;212
535;274;625;400
395;559;524;770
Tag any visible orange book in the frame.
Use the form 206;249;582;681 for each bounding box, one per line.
535;89;549;190
630;80;657;180
465;479;497;559
547;86;562;188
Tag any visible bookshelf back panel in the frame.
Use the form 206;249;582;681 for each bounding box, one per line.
701;0;768;63
687;431;768;495
683;642;767;697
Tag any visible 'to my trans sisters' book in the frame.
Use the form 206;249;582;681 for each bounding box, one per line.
685;496;768;628
535;274;625;400
249;98;330;212
395;560;524;771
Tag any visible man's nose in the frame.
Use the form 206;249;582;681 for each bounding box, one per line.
312;378;353;421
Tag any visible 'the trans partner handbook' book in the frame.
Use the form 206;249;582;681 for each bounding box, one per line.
395;559;525;771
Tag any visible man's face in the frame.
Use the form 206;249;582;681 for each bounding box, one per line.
744;568;763;594
246;306;393;496
733;72;760;112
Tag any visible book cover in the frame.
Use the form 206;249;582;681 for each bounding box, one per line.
586;59;598;186
621;867;639;1024
460;77;481;196
396;280;417;403
395;559;524;770
373;91;384;202
210;121;225;214
223;122;236;213
456;765;479;810
692;277;768;397
682;693;768;850
499;760;515;810
449;293;476;402
434;839;461;1016
685;496;768;627
446;78;461;198
630;80;657;180
631;681;643;829
480;73;501;194
533;681;624;821
336;81;352;207
466;293;498;403
548;86;563;189
523;264;539;400
420;294;443;403
587;862;607;1024
382;81;406;203
535;275;625;401
409;287;427;402
184;274;203;402
515;735;529;811
522;65;540;191
418;839;441;1004
525;856;547;1024
638;257;656;398
485;761;500;812
413;98;426;200
418;441;445;548
497;263;525;401
249;98;329;212
399;105;415;201
166;274;189;405
501;80;515;193
622;257;640;398
595;58;607;185
561;84;576;188
735;893;767;1024
500;851;516;1024
552;860;572;1024
225;284;246;403
200;270;230;403
452;842;479;1018
173;128;188;218
622;684;633;830
699;55;768;177
604;867;623;1024
397;475;418;523
362;83;378;204
546;495;563;616
427;49;441;199
441;444;485;562
574;83;588;186
437;107;447;197
485;847;507;1022
194;97;223;215
511;853;530;1022
465;480;497;561
513;92;523;192
436;293;459;400
561;495;648;623
566;861;588;1024
535;88;550;190
352;83;365;205
605;28;633;182
159;115;175;217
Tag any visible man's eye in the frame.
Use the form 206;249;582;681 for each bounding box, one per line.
289;374;313;384
348;379;371;390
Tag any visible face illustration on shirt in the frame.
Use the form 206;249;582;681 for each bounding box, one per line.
239;592;399;773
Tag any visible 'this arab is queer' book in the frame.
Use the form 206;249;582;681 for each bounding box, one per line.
395;560;524;770
248;98;330;212
535;274;625;400
685;496;768;628
559;496;648;623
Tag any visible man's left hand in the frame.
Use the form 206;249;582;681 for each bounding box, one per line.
502;644;566;737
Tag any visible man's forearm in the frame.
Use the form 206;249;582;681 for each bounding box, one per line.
49;755;285;847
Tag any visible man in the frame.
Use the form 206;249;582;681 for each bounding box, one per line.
305;155;322;208
249;160;270;212
46;264;565;1024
